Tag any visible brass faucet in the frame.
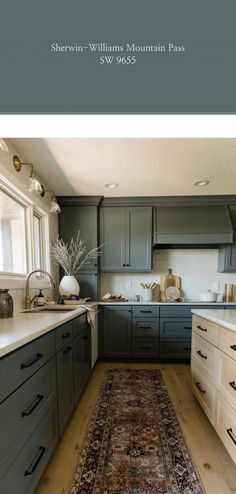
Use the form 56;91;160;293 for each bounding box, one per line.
25;269;55;309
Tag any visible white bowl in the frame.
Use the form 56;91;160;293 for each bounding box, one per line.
200;291;217;302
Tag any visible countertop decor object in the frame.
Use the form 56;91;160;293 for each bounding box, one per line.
0;289;13;318
160;269;181;301
200;290;218;302
165;286;181;301
50;231;101;296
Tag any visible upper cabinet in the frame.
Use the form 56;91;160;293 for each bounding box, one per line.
218;206;236;272
59;205;99;271
100;206;152;272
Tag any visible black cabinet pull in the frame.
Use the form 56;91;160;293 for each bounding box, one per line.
126;264;130;267
21;353;43;369
63;346;72;354
24;446;46;476
21;394;44;417
229;381;236;391
140;310;152;313
122;263;126;266
197;350;207;359
227;428;236;445
83;335;88;340
195;382;206;394
197;325;207;332
139;326;152;329
62;332;71;339
230;344;236;351
184;326;192;330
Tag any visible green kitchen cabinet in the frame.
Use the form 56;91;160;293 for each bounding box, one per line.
218;206;236;272
102;306;132;358
100;206;152;271
59;205;99;271
56;344;74;436
73;325;91;405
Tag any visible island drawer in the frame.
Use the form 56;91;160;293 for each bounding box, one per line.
217;351;236;410
72;313;88;338
215;392;236;465
219;327;236;361
191;360;216;425
160;318;192;337
132;305;159;318
192;315;219;347
0;358;57;474
132;318;159;337
191;332;217;381
0;331;55;404
0;400;58;494
55;321;73;352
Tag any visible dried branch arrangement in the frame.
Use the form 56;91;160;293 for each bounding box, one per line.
50;231;101;276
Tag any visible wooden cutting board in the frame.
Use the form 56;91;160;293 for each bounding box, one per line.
160;269;181;301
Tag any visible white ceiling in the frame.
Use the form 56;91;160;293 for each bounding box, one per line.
9;138;236;197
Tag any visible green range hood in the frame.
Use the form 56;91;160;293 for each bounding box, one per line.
153;206;234;246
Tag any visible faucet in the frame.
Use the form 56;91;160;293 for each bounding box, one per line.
25;269;55;309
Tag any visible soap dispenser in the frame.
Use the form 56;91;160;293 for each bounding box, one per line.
37;289;45;306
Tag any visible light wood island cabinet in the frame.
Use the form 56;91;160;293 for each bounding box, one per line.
191;310;236;464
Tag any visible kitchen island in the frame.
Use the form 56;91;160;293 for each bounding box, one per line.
191;308;236;465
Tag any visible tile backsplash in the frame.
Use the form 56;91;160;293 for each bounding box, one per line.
100;249;236;302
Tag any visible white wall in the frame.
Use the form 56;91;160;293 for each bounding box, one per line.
0;139;59;310
101;249;236;302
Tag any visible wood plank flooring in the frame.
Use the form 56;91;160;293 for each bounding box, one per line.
35;362;236;494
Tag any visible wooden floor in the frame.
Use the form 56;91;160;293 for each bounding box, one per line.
35;362;236;494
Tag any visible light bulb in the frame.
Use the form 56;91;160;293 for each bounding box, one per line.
50;197;61;213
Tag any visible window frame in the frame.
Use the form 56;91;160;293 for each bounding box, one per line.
0;176;50;289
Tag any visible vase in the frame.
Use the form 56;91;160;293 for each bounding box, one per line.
59;275;80;297
0;289;13;318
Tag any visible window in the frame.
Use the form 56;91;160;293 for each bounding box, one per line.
0;190;26;274
33;212;43;269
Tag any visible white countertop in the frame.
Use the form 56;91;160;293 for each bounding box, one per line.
191;309;236;332
99;301;236;306
0;306;87;358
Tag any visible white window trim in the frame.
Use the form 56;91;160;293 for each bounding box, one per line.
0;175;51;289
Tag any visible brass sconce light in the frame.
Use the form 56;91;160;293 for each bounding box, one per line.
40;185;61;214
13;155;42;193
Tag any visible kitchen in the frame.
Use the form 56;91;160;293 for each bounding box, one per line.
1;137;236;493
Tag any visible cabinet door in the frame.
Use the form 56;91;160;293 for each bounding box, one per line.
56;345;74;436
102;306;131;358
73;327;91;405
59;206;98;270
75;271;99;300
126;207;152;271
218;206;236;272
100;207;126;271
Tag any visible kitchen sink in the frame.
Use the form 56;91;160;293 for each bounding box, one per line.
20;304;78;313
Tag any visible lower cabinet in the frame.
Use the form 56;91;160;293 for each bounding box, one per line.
56;345;74;436
0;311;92;494
102;306;132;358
160;317;192;359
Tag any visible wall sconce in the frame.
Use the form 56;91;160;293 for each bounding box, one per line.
13;155;42;193
40;185;61;214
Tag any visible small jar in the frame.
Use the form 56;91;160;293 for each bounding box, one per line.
0;289;13;318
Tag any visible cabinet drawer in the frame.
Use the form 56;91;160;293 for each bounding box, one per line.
0;401;58;494
0;331;55;403
160;338;191;358
55;321;73;352
215;392;236;464
219;327;236;361
72;312;88;338
132;318;159;337
132;305;159;317
191;332;217;381
160;318;192;337
0;358;57;474
191;360;216;425
217;351;236;410
132;338;158;358
192;315;219;347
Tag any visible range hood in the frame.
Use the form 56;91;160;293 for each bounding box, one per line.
153;206;234;246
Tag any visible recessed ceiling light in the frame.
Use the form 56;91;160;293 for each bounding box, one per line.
105;183;118;189
194;180;210;187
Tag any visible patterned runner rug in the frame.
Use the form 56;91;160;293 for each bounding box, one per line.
69;369;204;494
